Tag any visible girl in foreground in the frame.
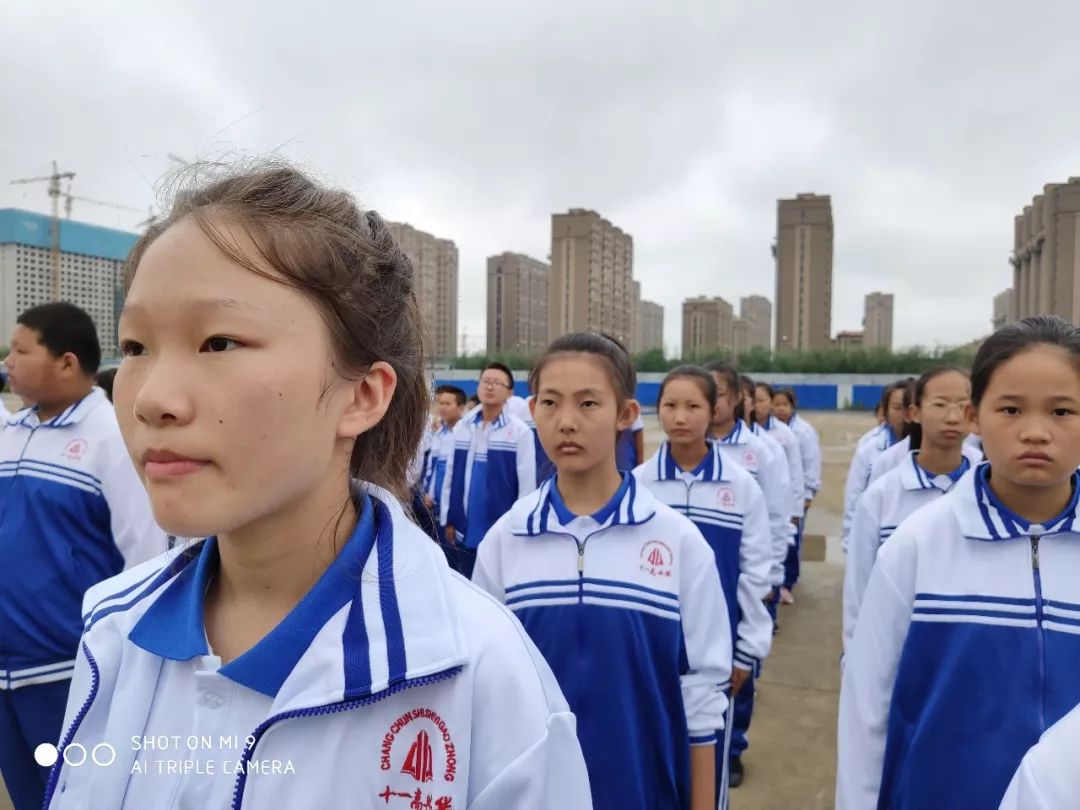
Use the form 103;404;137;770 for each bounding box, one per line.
836;317;1080;809
44;166;591;809
633;366;773;809
473;334;731;810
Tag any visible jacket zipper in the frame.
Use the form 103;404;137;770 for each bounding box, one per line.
576;540;586;604
42;641;101;808
231;667;462;809
1030;532;1047;733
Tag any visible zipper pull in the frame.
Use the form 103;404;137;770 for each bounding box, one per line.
577;542;585;574
1031;534;1041;569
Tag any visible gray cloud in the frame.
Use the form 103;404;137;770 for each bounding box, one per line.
3;0;1078;353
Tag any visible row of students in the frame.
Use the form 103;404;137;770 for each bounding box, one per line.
836;315;1080;809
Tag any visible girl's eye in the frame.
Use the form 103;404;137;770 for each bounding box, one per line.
200;336;240;353
540;398;555;407
582;400;598;409
119;340;145;357
1000;406;1020;415
1053;408;1075;417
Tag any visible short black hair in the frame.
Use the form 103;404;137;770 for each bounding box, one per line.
17;302;101;375
467;394;481;407
530;332;636;403
96;368;117;402
972;316;1080;407
435;384;467;407
481;362;514;388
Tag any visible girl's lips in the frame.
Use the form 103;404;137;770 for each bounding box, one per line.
144;459;209;480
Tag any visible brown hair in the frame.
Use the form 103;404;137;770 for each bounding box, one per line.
125;163;427;500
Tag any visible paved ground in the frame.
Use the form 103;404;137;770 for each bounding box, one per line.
0;409;873;810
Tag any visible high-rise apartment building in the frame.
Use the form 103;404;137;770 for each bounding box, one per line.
774;193;833;352
736;295;772;353
486;252;549;356
0;209;138;356
835;330;864;352
387;221;459;358
640;300;664;353
629;279;642;353
682;296;734;357
863;292;894;351
992;288;1015;331
1011;178;1080;322
548;209;634;346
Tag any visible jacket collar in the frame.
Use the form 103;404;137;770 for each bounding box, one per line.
119;484;467;710
951;462;1080;541
720;420;750;447
466;406;507;430
899;451;970;493
644;441;729;483
7;386;106;429
508;473;657;537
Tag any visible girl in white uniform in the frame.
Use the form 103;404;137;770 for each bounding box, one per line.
841;367;973;653
43;165;591;810
841;380;908;552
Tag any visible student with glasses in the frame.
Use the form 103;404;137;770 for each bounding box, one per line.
441;362;536;577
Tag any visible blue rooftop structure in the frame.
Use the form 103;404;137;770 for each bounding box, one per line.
0;208;138;262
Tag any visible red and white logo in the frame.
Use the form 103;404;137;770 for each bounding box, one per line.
717;487;736;509
640;540;673;578
742;451;756;469
401;730;434;783
380;708;457;784
62;439;88;461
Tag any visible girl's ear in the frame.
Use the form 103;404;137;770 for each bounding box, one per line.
965;402;979;435
617;399;641;432
337;361;397;440
906;402;921;425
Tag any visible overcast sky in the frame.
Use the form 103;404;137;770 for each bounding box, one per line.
4;1;1079;354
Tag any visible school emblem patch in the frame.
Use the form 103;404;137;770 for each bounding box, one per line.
640;540;673;578
742;451;756;468
717;487;736;509
378;708;458;807
62;438;88;461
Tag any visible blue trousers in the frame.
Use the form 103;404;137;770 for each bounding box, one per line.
0;679;71;810
730;671;755;760
783;521;803;590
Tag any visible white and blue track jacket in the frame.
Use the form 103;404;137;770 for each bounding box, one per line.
999;700;1080;810
473;476;730;810
45;484;592;810
841;423;899;552
424;422;456;518
837;464;1080;810
787;413;822;500
867;434;983;487
634;441;773;675
841;451;971;652
760;415;806;519
440;408;536;548
0;388;163;690
719;421;793;586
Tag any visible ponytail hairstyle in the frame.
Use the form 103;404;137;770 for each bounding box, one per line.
124;163;427;501
971;316;1080;407
906;366;969;450
529;332;636;405
657;365;718;412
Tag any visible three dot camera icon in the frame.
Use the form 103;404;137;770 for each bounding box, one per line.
35;742;116;768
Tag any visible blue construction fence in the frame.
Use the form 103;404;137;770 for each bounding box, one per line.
433;371;892;411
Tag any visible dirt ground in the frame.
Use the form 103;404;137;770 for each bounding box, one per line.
0;409;874;810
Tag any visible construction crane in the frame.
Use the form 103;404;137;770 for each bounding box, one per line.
10;161;75;302
64;193;142;219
